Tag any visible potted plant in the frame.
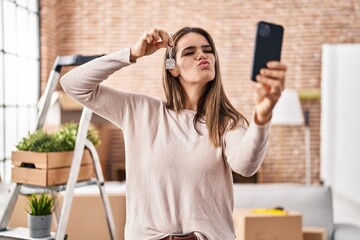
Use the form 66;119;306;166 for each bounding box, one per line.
12;122;101;186
26;192;55;238
15;122;100;152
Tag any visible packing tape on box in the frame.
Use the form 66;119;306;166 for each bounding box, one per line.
251;208;288;215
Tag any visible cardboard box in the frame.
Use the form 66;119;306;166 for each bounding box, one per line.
303;227;326;240
11;149;94;186
55;191;126;240
58;91;83;111
9;183;126;240
233;208;302;240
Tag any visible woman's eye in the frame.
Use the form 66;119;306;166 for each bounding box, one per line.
184;52;194;56
204;49;214;54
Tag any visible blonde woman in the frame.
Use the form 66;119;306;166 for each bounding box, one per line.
61;27;286;240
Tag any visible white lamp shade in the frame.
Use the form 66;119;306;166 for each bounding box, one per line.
272;89;304;126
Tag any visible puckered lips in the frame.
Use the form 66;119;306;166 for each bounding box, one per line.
197;60;211;68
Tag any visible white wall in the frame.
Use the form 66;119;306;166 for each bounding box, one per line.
321;44;360;205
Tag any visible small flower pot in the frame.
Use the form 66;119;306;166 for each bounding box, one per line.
28;214;52;238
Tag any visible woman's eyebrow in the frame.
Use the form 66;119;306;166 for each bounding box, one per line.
181;46;196;53
181;45;212;53
201;45;212;49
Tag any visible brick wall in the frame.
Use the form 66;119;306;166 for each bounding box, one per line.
40;0;360;183
40;0;58;88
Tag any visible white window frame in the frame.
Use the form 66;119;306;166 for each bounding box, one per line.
0;0;40;183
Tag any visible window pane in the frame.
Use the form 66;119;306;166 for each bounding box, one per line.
1;0;39;184
29;107;37;131
4;54;17;105
0;108;4;158
18;107;32;142
5;159;11;183
0;159;12;183
28;0;38;13
29;12;39;59
17;6;28;57
5;107;17;158
28;59;39;105
3;0;16;54
0;161;5;183
17;56;28;105
0;52;3;105
16;0;28;8
0;0;3;49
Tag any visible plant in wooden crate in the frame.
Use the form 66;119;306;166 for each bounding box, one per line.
26;192;55;238
12;123;100;186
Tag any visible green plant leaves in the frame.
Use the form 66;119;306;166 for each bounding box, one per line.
16;122;101;152
26;193;55;216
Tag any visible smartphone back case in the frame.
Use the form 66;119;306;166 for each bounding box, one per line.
251;21;284;81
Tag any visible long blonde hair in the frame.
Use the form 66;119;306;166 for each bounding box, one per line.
162;27;249;147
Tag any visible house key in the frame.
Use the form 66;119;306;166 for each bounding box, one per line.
165;33;175;69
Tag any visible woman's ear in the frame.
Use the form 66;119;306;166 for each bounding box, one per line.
169;69;179;77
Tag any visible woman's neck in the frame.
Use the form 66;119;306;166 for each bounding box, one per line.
181;83;207;111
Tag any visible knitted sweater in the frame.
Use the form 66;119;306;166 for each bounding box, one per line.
60;48;270;240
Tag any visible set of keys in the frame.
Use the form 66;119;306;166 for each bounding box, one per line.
165;33;175;70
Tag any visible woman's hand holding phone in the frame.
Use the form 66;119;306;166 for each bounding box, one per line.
254;61;287;125
251;21;287;125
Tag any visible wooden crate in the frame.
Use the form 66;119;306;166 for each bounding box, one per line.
11;149;94;186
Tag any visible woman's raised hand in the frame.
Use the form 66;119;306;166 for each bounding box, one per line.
130;28;174;62
254;61;287;125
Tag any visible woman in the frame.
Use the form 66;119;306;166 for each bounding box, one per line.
61;27;286;240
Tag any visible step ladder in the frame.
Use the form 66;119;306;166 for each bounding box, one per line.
0;54;116;240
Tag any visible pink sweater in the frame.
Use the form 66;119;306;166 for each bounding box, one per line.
60;48;270;240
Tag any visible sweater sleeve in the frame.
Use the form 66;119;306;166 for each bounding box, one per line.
223;116;271;177
60;48;157;130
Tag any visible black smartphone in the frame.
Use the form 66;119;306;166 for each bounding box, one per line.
251;21;284;81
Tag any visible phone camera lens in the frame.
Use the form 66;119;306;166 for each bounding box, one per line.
259;23;271;37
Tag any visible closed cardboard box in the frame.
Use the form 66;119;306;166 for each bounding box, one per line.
303;227;326;240
233;208;302;240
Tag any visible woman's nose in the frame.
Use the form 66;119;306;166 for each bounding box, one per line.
197;50;207;60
